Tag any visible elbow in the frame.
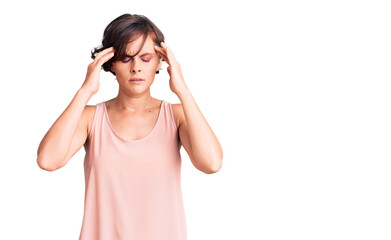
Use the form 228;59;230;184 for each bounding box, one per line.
207;146;223;174
37;148;52;171
205;158;223;174
37;157;58;172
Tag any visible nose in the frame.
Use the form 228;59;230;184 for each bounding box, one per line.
130;59;141;73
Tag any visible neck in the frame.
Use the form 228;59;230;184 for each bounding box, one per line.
112;90;155;112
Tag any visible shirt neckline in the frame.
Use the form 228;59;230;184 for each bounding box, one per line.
102;99;164;143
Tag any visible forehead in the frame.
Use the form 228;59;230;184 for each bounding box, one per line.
126;34;155;55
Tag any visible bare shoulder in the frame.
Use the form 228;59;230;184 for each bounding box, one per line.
170;103;183;129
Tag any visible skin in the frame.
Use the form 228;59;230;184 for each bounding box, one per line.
100;34;167;143
84;34;223;174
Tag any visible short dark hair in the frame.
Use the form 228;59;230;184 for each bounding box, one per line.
91;13;165;76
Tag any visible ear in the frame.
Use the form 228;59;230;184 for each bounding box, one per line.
156;57;163;72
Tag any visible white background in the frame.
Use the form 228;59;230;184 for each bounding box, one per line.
0;0;390;239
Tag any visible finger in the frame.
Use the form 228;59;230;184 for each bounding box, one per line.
96;50;115;67
159;53;169;63
154;46;168;62
96;46;114;58
159;42;170;55
155;48;168;61
94;47;114;63
154;45;166;55
166;48;176;62
158;52;169;63
160;43;177;62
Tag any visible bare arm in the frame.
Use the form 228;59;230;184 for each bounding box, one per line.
177;90;223;174
36;46;115;171
154;42;223;174
36;88;93;171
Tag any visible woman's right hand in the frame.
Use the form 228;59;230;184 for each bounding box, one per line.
81;46;115;95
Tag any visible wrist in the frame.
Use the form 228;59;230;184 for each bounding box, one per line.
79;87;95;98
176;88;191;98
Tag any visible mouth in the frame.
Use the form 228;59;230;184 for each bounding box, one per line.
129;78;145;84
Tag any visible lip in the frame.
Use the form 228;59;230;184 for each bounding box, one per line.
129;78;145;84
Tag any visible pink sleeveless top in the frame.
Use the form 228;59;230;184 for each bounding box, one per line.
79;100;187;240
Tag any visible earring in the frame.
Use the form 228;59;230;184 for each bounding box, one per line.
156;70;159;74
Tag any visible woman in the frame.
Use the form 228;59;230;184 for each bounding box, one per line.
37;13;223;239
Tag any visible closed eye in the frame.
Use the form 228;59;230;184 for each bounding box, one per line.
122;54;152;63
122;57;150;63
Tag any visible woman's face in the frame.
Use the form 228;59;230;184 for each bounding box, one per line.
111;34;163;93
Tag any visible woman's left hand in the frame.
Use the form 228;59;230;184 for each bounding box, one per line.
154;42;189;96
